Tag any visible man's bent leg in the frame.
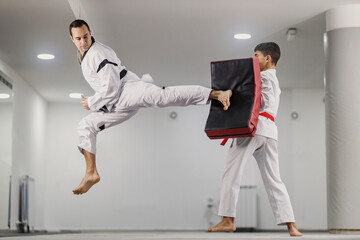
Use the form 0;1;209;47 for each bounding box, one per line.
73;150;100;195
74;110;138;195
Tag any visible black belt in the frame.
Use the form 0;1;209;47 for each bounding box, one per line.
120;69;127;79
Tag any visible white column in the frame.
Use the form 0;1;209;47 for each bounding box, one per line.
325;4;360;232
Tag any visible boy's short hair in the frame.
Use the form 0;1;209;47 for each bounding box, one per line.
69;19;90;37
254;42;281;66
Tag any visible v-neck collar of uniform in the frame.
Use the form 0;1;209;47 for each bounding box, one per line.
78;36;95;65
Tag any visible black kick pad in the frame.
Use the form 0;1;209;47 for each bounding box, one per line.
205;57;261;139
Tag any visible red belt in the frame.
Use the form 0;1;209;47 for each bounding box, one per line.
220;112;274;146
259;112;275;122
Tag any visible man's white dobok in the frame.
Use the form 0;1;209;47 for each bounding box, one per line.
77;37;211;154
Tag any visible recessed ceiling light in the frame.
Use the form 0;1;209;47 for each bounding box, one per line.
69;93;83;99
37;54;55;60
0;93;10;99
234;33;251;40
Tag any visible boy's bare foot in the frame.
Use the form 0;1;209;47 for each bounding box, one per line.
72;171;100;195
208;217;236;232
287;222;303;237
210;90;232;110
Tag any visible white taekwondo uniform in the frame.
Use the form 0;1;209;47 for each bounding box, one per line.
77;37;211;154
218;69;295;225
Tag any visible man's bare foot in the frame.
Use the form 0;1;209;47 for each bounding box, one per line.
287;222;303;237
210;90;232;110
72;171;100;195
208;217;236;232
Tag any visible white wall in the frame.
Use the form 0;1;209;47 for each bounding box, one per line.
43;103;228;230
12;78;47;231
292;89;326;229
0;59;48;230
0;103;12;166
43;88;326;231
0;102;12;229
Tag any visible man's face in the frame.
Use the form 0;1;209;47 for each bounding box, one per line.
70;25;92;54
254;50;268;71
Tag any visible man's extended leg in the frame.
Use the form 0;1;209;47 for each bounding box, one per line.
117;81;232;110
73;150;100;195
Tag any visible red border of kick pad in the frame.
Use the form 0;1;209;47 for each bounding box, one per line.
205;57;261;139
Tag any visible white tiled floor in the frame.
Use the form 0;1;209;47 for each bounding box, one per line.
1;231;360;240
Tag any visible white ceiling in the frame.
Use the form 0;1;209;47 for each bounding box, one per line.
0;0;359;102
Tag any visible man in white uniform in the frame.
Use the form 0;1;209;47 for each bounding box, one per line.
207;42;302;237
69;19;232;195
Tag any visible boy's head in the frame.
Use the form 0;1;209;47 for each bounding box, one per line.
254;42;280;71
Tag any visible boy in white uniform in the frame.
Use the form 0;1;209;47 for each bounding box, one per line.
208;42;302;237
69;19;232;195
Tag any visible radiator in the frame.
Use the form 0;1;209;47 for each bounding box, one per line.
235;185;257;230
17;175;34;233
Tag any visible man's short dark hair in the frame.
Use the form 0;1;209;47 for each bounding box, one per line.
254;42;281;66
69;19;90;36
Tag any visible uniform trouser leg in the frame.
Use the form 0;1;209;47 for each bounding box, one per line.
253;137;295;225
218;137;258;217
117;81;212;109
77;110;138;155
218;135;295;225
77;81;212;155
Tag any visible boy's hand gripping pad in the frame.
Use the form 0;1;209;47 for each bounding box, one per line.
205;57;261;139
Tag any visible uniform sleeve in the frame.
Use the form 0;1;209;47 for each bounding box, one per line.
260;72;275;109
87;52;121;111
